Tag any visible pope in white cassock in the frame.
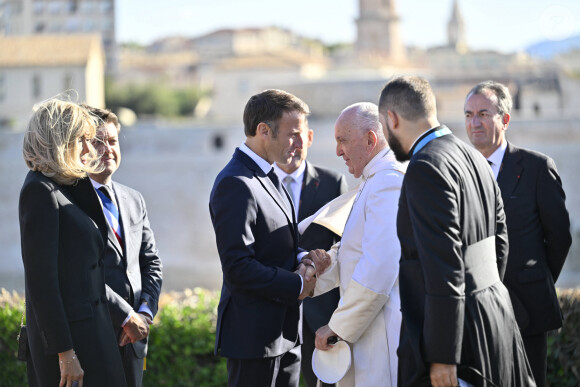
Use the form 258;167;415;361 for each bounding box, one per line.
305;102;406;386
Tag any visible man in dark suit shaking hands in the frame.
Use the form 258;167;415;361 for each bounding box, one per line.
273;123;347;387
85;106;163;387
210;89;327;387
464;81;572;387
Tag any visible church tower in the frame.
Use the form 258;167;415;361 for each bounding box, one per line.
355;0;405;64
447;0;468;53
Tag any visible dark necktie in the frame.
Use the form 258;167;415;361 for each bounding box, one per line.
267;169;291;211
96;185;123;246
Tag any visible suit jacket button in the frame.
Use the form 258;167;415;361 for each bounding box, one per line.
94;299;100;306
91;263;97;269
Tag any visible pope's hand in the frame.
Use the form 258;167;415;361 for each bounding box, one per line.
315;324;338;351
305;249;331;275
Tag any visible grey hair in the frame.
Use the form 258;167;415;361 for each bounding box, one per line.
340;102;386;141
466;80;513;117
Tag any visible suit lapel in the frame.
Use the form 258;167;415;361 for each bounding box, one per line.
497;142;523;203
298;162;320;222
234;149;296;236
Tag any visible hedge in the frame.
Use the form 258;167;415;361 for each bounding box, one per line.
1;288;579;386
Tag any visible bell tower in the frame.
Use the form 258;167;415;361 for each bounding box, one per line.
448;0;468;53
355;0;405;64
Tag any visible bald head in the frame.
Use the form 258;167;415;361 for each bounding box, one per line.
334;102;388;178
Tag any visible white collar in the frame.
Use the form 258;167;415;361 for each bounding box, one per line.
487;139;507;167
273;160;306;182
90;178;112;191
362;147;390;179
239;142;272;175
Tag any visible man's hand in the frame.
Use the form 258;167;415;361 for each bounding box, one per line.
315;324;337;351
430;363;458;387
305;249;331;275
119;312;151;346
296;264;316;300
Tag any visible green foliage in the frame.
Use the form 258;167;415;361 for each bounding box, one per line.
0;290;27;386
2;287;578;386
547;289;580;386
145;288;227;386
105;78;206;118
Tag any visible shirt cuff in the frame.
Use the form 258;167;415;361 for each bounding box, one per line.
297;251;308;262
121;310;134;327
138;303;154;319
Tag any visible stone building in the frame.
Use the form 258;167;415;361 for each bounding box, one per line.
0;0;116;72
0;34;105;129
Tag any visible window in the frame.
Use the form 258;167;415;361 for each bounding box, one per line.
67;0;79;13
34;22;46;33
32;75;41;99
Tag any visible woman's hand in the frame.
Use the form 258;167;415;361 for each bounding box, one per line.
58;349;84;387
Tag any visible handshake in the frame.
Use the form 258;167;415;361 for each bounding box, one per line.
296;249;330;300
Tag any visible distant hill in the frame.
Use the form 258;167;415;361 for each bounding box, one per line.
526;34;580;59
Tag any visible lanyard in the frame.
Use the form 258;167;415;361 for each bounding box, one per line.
412;126;452;156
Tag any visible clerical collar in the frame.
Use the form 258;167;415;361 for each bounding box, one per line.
409;125;451;157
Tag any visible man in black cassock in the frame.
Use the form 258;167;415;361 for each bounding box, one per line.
378;76;535;387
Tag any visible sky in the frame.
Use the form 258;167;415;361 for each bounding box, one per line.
117;0;580;53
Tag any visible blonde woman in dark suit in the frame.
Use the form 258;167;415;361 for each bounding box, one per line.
19;98;126;387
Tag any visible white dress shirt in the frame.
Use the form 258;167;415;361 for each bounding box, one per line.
273;160;306;218
486;139;507;179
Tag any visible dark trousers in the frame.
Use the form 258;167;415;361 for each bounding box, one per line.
119;343;144;387
523;332;547;387
301;322;335;387
227;346;301;387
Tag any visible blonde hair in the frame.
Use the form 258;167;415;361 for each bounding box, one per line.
22;97;103;185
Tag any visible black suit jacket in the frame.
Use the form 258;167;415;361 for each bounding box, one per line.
498;142;571;335
298;162;347;331
19;171;126;386
103;181;163;358
209;148;302;359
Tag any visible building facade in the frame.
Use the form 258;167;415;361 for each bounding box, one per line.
0;34;105;130
0;0;116;72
